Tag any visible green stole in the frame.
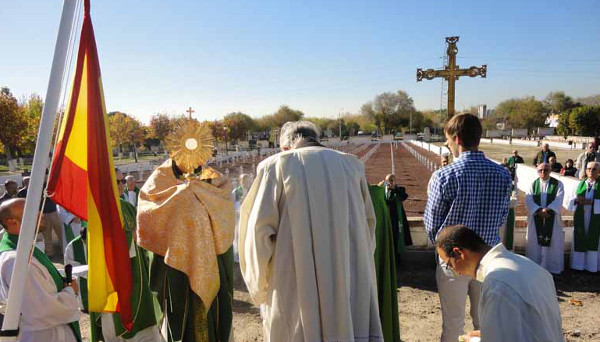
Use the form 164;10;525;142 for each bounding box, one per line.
573;180;600;252
68;235;88;312
0;234;82;342
532;178;558;247
369;185;401;342
90;199;158;341
385;187;407;253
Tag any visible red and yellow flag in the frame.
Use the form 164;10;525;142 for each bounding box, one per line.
47;0;133;330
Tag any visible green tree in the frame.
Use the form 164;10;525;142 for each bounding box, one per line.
361;90;416;134
305;117;335;133
272;105;304;127
223;112;256;141
556;111;572;137
496;97;546;131
568;106;600;136
543;91;579;114
0;87;28;160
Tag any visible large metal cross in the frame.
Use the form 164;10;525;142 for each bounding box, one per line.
416;36;487;118
186;106;195;119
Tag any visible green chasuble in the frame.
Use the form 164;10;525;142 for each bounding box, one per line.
532;178;558;246
384;186;412;254
369;185;401;342
573;180;600;252
68;235;89;312
149;249;233;342
0;234;82;342
89;199;159;341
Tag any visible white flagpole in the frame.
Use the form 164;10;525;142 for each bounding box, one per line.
0;0;78;341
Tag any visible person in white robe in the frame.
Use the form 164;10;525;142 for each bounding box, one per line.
0;198;81;342
436;225;564;342
525;163;565;274
232;173;252;263
239;121;383;342
566;161;600;272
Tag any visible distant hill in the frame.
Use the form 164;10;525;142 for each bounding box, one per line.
577;94;600;106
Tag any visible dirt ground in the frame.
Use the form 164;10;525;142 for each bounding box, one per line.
76;141;599;341
227;142;600;342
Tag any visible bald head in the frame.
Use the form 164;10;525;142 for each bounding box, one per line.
0;198;26;234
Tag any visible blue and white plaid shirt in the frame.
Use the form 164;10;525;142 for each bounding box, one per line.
425;151;513;245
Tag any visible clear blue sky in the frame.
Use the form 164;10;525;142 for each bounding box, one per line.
2;0;600;123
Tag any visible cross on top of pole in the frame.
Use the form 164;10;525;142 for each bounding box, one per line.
416;36;487;118
186;106;195;119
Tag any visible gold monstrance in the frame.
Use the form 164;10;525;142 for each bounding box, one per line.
166;119;214;175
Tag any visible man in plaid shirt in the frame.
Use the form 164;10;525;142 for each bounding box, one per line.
424;114;512;342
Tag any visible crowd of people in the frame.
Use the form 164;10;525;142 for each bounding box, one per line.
500;142;600;180
1;114;598;341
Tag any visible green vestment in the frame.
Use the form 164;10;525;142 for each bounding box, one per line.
384;186;411;255
89;199;159;341
573;180;600;252
369;185;401;342
149;249;233;342
68;235;89;312
532;178;559;246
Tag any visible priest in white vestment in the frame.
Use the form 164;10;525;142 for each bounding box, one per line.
239;121;383;342
0;199;81;342
566;161;600;272
525;163;565;274
436;225;564;342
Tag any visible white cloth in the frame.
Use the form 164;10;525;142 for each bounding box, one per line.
101;314;164;342
436;257;481;342
57;205;81;251
239;146;383;342
127;190;137;207
476;244;564;342
0;250;81;342
566;179;600;272
233;200;241;263
524;178;565;274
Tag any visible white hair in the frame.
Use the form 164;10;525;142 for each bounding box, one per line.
279;121;321;149
125;175;135;181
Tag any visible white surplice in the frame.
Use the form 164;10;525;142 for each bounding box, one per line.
239;146;383;342
566;179;600;272
524;178;565;274
477;244;564;342
0;250;80;342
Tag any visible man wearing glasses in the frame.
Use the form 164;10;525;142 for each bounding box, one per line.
566;161;600;272
436;225;563;342
524;163;565;274
425;114;513;342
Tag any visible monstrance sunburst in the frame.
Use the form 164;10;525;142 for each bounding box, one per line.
166;119;214;174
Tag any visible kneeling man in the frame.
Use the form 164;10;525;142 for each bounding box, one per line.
436;225;563;342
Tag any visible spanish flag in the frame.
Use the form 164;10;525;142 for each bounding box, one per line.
47;0;133;329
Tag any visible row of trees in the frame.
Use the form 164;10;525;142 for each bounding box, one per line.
3;85;600;160
481;91;600;135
